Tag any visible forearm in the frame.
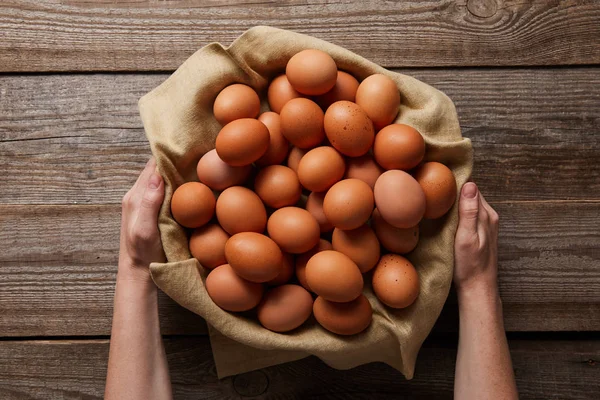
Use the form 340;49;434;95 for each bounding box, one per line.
105;277;173;400
454;283;518;400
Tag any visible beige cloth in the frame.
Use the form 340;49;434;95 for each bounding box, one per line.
139;26;473;379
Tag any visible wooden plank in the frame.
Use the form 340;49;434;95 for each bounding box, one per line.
1;68;599;204
1;0;599;71
0;338;597;399
0;202;598;336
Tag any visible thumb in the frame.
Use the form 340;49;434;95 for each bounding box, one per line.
139;172;165;222
457;182;479;235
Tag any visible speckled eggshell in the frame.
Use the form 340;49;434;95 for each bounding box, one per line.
372;254;419;309
257;284;313;332
414;162;458;219
324;101;374;157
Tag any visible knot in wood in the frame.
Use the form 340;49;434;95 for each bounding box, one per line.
467;0;499;18
233;370;269;397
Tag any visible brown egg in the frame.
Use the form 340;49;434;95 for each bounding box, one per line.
371;208;419;254
374;124;425;170
267;207;320;253
286;49;337;95
372;254;419;309
297;146;345;192
374;170;425;228
295;239;333;291
216;186;267;235
255;112;289;166
206;264;264;312
267;253;295;286
280;98;325;149
171;182;215;228
323;179;374;230
324;101;374;157
213;84;261;126
215;118;270;166
355;74;400;130
313;294;372;335
196;149;252;191
225;232;282;283
306;250;363;302
287;146;307;173
268;74;303;113
257;284;313;332
254;165;301;209
344;154;384;190
414;162;458;219
189;224;230;270
305;191;334;232
332;225;380;273
315;71;360;110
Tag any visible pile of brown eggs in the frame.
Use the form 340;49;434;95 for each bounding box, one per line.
170;49;457;336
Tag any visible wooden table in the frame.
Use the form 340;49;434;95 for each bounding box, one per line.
0;1;598;398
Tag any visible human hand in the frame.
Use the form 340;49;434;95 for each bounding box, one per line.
453;182;500;297
118;158;166;283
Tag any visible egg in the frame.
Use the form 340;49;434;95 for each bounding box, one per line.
254;165;301;209
216;186;267;235
189;224;230;270
216;118;270;166
324;101;374;157
266;253;295;286
268;74;303;113
225;232;283;283
295;239;333;291
372;254;419;309
414;162;458;219
171;182;215;228
323;179;374;230
286;147;307;173
371;208;419;254
315;71;360;110
257;284;313;332
305;191;334;232
280;98;325;149
196;149;252;191
373;124;425;170
205;264;264;312
286;49;338;95
344;154;384;190
374;170;425;228
313;294;372;335
297;146;345;192
256;112;289;166
305;250;363;302
355;74;400;130
213;84;261;126
267;207;320;253
332;225;380;273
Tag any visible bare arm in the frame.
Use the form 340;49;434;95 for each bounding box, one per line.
453;182;518;400
105;158;173;400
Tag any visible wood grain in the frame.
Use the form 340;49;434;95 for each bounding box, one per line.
1;0;599;72
0;337;598;399
1;68;598;204
0;202;598;336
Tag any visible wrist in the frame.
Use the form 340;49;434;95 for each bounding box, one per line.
117;255;154;285
457;279;501;310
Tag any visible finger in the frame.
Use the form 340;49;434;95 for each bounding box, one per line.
132;158;157;204
457;182;479;235
136;171;165;235
479;191;500;235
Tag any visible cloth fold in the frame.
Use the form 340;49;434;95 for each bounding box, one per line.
140;26;472;379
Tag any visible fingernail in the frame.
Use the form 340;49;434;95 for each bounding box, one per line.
148;173;161;189
462;182;477;198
